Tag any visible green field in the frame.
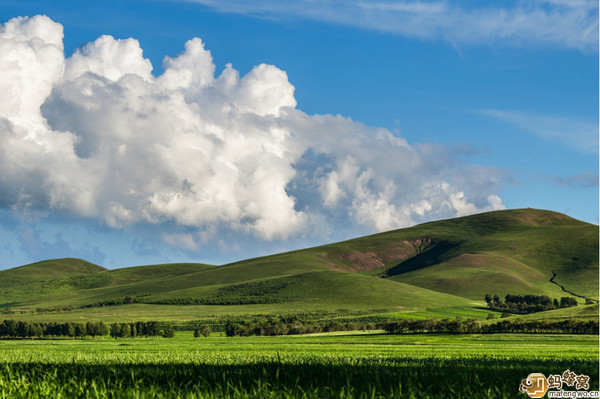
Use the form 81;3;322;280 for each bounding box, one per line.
0;332;597;398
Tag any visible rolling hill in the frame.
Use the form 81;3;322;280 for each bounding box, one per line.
0;208;597;322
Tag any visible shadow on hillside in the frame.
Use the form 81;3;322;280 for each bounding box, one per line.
382;240;460;278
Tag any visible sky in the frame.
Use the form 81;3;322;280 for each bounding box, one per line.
0;0;597;270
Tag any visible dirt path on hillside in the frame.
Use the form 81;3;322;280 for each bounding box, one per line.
549;271;598;303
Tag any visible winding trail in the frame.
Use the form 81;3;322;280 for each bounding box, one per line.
549;271;597;303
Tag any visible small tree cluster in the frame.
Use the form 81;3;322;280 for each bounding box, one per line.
194;325;211;337
485;294;578;313
81;296;140;308
109;321;162;338
35;305;76;313
162;325;175;338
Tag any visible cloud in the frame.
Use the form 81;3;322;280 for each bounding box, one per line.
546;171;599;188
0;15;505;249
184;0;598;52
161;233;200;251
478;109;598;154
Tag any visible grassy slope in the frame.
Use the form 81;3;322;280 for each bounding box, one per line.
0;209;596;319
220;209;597;303
0;260;216;307
234;208;597;302
0;258;107;305
374;209;598;300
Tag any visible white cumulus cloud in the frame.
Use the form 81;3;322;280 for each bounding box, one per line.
0;15;505;248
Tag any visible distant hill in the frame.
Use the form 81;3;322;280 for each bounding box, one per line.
0;209;597;317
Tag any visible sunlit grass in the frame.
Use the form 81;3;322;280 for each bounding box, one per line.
0;333;597;398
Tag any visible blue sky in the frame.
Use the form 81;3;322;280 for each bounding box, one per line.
0;0;597;269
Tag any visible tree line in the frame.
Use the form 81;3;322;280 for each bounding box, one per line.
225;316;379;337
109;322;175;338
222;315;598;337
485;294;578;313
148;297;285;305
0;320;108;338
383;318;597;335
0;320;176;339
79;295;285;309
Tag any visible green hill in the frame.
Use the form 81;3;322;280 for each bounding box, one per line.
379;209;598;300
0;208;597;322
0;258;107;305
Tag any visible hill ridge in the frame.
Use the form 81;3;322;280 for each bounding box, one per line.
0;208;597;311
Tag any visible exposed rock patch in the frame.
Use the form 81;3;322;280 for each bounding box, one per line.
325;237;435;272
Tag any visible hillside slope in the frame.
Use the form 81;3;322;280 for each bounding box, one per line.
0;258;107;305
383;210;597;300
308;208;598;301
0;209;597;312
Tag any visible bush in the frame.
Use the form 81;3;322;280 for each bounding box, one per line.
162;325;175;338
200;325;211;337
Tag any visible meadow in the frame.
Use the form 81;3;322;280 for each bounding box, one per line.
0;332;597;398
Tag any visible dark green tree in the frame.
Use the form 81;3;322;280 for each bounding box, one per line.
162;325;175;338
110;323;121;338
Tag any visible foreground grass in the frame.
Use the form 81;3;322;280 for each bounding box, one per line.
0;333;597;398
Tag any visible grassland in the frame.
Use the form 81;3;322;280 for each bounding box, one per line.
0;209;596;323
0;332;597;398
0;209;597;398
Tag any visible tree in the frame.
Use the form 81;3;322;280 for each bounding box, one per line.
86;322;95;337
30;323;43;338
200;325;211;337
110;323;122;338
145;321;160;337
135;322;145;336
225;320;237;337
74;323;86;338
560;297;578;308
120;323;131;338
123;296;135;304
16;321;29;338
63;322;76;338
96;322;108;337
1;320;17;337
162;325;175;338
